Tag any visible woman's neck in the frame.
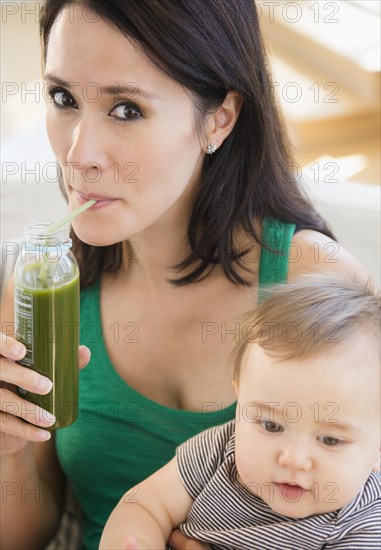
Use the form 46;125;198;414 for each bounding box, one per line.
117;215;262;294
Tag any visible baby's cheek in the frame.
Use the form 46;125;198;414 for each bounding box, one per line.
236;449;257;487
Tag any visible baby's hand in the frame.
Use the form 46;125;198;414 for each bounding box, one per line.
124;536;137;550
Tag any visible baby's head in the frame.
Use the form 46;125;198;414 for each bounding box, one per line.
232;274;380;518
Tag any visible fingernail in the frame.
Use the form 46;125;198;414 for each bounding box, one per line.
36;377;53;393
80;345;91;358
11;343;26;357
37;430;51;441
42;411;56;424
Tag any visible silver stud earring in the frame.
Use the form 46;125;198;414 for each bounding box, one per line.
206;143;217;155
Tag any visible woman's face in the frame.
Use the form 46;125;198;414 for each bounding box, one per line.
44;5;206;246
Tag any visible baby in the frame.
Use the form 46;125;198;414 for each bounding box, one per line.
100;274;380;550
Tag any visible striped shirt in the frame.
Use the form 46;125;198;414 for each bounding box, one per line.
173;421;381;550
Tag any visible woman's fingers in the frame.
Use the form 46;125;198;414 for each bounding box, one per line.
0;387;55;427
0;410;52;442
168;530;211;550
0;333;54;445
0;333;88;444
0;358;53;395
0;333;26;361
0;385;55;442
1;333;90;371
0;359;55;437
1;334;89;380
79;345;91;370
1;333;52;395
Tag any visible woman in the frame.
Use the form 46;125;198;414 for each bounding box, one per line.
0;1;368;549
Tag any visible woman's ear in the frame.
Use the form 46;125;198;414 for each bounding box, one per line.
206;92;243;152
232;377;239;397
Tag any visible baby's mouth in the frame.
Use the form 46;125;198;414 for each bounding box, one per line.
275;482;310;498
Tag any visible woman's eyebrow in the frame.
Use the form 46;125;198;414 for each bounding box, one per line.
43;73;159;101
102;83;159;101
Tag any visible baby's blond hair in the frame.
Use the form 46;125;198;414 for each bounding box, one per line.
233;274;380;381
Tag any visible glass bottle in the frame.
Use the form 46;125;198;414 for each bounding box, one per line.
14;223;79;429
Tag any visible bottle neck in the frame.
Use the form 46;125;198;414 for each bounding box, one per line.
24;222;72;250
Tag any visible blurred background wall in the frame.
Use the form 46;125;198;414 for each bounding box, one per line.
260;0;380;185
1;0;380;282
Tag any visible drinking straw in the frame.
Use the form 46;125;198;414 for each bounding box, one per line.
48;199;97;233
38;199;96;285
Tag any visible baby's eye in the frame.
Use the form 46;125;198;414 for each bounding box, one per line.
319;435;342;447
110;103;143;121
260;420;284;433
48;89;76;108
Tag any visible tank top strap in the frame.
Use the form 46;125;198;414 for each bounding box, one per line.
258;217;296;300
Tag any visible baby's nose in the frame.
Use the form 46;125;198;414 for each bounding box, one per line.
278;444;313;472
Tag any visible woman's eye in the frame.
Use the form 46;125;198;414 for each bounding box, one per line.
49;89;76;108
319;435;342;447
260;421;284;433
110;103;142;121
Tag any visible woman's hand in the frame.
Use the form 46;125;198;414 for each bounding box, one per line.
0;333;91;454
168;530;211;550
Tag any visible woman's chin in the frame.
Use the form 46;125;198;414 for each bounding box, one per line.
71;224;122;247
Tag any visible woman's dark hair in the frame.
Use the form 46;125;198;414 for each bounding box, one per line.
40;0;335;288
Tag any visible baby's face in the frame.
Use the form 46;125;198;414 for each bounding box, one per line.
234;338;380;518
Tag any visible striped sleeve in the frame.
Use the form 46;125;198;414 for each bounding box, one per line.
175;421;234;500
323;525;381;549
324;472;381;549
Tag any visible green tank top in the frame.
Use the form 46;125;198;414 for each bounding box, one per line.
56;217;296;550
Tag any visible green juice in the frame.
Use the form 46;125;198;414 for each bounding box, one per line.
15;264;80;429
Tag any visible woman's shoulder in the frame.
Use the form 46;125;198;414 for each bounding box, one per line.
288;229;370;282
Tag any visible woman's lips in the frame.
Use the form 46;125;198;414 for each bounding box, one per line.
275;483;309;499
75;191;117;209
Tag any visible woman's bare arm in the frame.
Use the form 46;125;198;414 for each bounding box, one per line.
288;230;371;282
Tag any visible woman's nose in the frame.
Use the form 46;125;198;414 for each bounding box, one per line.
66;119;110;175
278;444;313;472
